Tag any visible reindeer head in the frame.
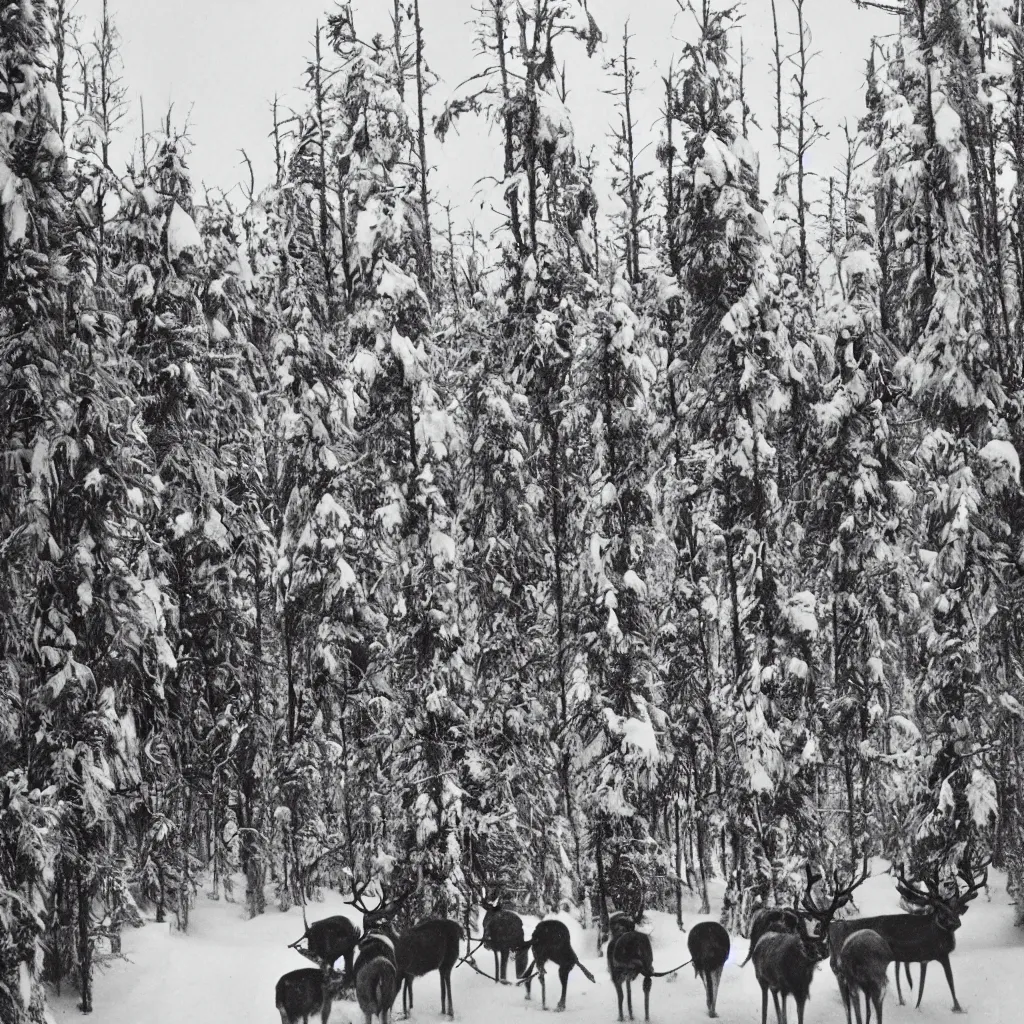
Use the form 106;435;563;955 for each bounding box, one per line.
323;968;348;999
346;878;415;936
800;857;870;959
896;848;990;933
608;910;636;939
480;886;510;916
953;848;990;915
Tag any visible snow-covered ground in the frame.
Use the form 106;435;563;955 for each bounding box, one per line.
49;865;1021;1024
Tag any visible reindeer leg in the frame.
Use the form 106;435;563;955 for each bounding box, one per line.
446;969;454;1018
642;974;651;1021
626;976;634;1020
556;964;570;1012
851;988;864;1024
539;962;547;1010
772;990;784;1024
915;962;928;1010
893;963;904;1005
709;966;722;1018
937;954;963;1013
760;984;769;1024
839;979;852;1024
615;979;625;1021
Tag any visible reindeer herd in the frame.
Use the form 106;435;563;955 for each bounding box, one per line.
273;851;989;1024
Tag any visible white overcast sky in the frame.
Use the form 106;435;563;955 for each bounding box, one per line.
75;0;896;225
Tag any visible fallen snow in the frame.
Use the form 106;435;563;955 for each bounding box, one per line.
49;863;1021;1024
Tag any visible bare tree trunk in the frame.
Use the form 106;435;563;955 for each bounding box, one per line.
413;0;434;294
76;860;93;1013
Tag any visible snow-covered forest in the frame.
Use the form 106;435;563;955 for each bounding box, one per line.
2;0;1023;1021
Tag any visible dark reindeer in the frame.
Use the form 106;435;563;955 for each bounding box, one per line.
347;877;463;1018
395;916;463;1018
740;907;805;967
291;915;362;979
275;968;348;1024
352;930;399;1024
350;885;403;1024
517;919;597;1011
480;891;526;982
606;912;653;1022
346;878;414;938
687;921;731;1018
827;851;989;1013
752;860;870;1024
835;929;891;1024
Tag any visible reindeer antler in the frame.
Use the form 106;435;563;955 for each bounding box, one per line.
802;855;870;923
376;881;417;920
895;863;945;909
955;846;991;908
346;877;384;914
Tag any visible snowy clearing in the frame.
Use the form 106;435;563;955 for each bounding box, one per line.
50;866;1020;1024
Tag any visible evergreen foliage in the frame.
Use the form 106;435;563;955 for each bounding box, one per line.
1;2;1023;1018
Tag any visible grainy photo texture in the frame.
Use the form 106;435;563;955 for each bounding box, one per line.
1;2;1022;1024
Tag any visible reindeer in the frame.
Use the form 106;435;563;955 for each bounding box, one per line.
517;919;597;1011
346;878;414;939
740;907;805;967
687;921;731;1018
348;882;403;1023
835;929;891;1024
352;931;399;1024
480;891;526;982
751;859;870;1024
347;878;462;1018
606;912;653;1022
275;968;348;1024
290;915;362;981
395;917;463;1017
827;850;989;1012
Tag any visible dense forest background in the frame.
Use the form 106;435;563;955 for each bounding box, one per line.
2;1;1023;1020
